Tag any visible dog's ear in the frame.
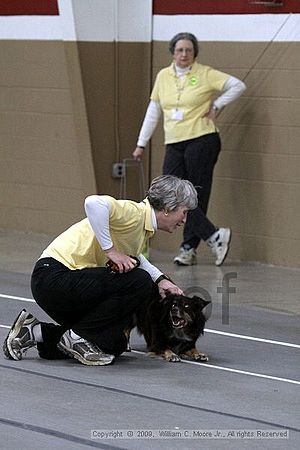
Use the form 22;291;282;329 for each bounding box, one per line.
192;296;212;320
202;302;212;320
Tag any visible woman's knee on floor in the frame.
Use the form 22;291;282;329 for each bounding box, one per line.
37;342;71;360
97;330;128;357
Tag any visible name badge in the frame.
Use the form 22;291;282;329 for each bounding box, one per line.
171;108;184;121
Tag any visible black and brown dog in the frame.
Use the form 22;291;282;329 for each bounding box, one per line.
134;292;211;363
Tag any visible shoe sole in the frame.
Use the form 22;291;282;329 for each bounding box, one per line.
174;260;197;266
174;256;197;266
3;309;27;361
215;229;232;266
57;341;114;366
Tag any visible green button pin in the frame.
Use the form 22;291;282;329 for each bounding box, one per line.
189;76;198;86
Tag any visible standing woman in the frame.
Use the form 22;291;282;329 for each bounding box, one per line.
133;32;246;266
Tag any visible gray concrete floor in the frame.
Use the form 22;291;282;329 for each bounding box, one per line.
0;229;299;449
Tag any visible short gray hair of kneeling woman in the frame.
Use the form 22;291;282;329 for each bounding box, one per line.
147;174;198;212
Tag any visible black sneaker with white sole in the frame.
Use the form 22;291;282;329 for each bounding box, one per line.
57;330;115;366
3;309;39;360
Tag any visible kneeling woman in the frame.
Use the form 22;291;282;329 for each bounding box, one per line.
3;175;197;366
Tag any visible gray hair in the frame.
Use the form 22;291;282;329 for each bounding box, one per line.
147;175;198;212
169;32;199;58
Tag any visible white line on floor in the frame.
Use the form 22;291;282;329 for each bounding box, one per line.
0;293;35;303
131;350;300;385
205;329;300;349
1;288;299;385
1;292;299;349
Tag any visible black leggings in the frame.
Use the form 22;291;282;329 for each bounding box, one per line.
31;258;154;359
163;132;221;248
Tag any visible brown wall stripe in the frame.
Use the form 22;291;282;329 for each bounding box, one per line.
0;0;59;16
153;0;300;15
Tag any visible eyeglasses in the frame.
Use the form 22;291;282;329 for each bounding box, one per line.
174;47;194;55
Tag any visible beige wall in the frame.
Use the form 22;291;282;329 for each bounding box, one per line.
150;41;300;267
0;38;151;235
0;37;299;267
76;41;151;200
0;40;96;235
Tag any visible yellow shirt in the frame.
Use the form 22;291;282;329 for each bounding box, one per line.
151;62;230;144
44;197;155;270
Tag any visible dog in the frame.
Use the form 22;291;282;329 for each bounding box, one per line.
135;293;211;363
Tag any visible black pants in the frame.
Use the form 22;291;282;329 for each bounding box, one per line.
31;258;154;359
163;133;221;249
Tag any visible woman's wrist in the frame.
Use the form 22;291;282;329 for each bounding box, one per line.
104;246;115;257
155;274;173;284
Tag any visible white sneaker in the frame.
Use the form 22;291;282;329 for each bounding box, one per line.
3;310;39;360
57;330;115;366
207;228;231;266
174;247;197;266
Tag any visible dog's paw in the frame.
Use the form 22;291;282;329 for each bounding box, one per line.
164;350;181;363
167;354;181;363
194;352;209;362
147;350;181;362
180;349;209;362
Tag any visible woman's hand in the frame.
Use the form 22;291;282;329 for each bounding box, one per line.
105;248;138;273
132;147;144;161
157;279;184;298
203;105;218;124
